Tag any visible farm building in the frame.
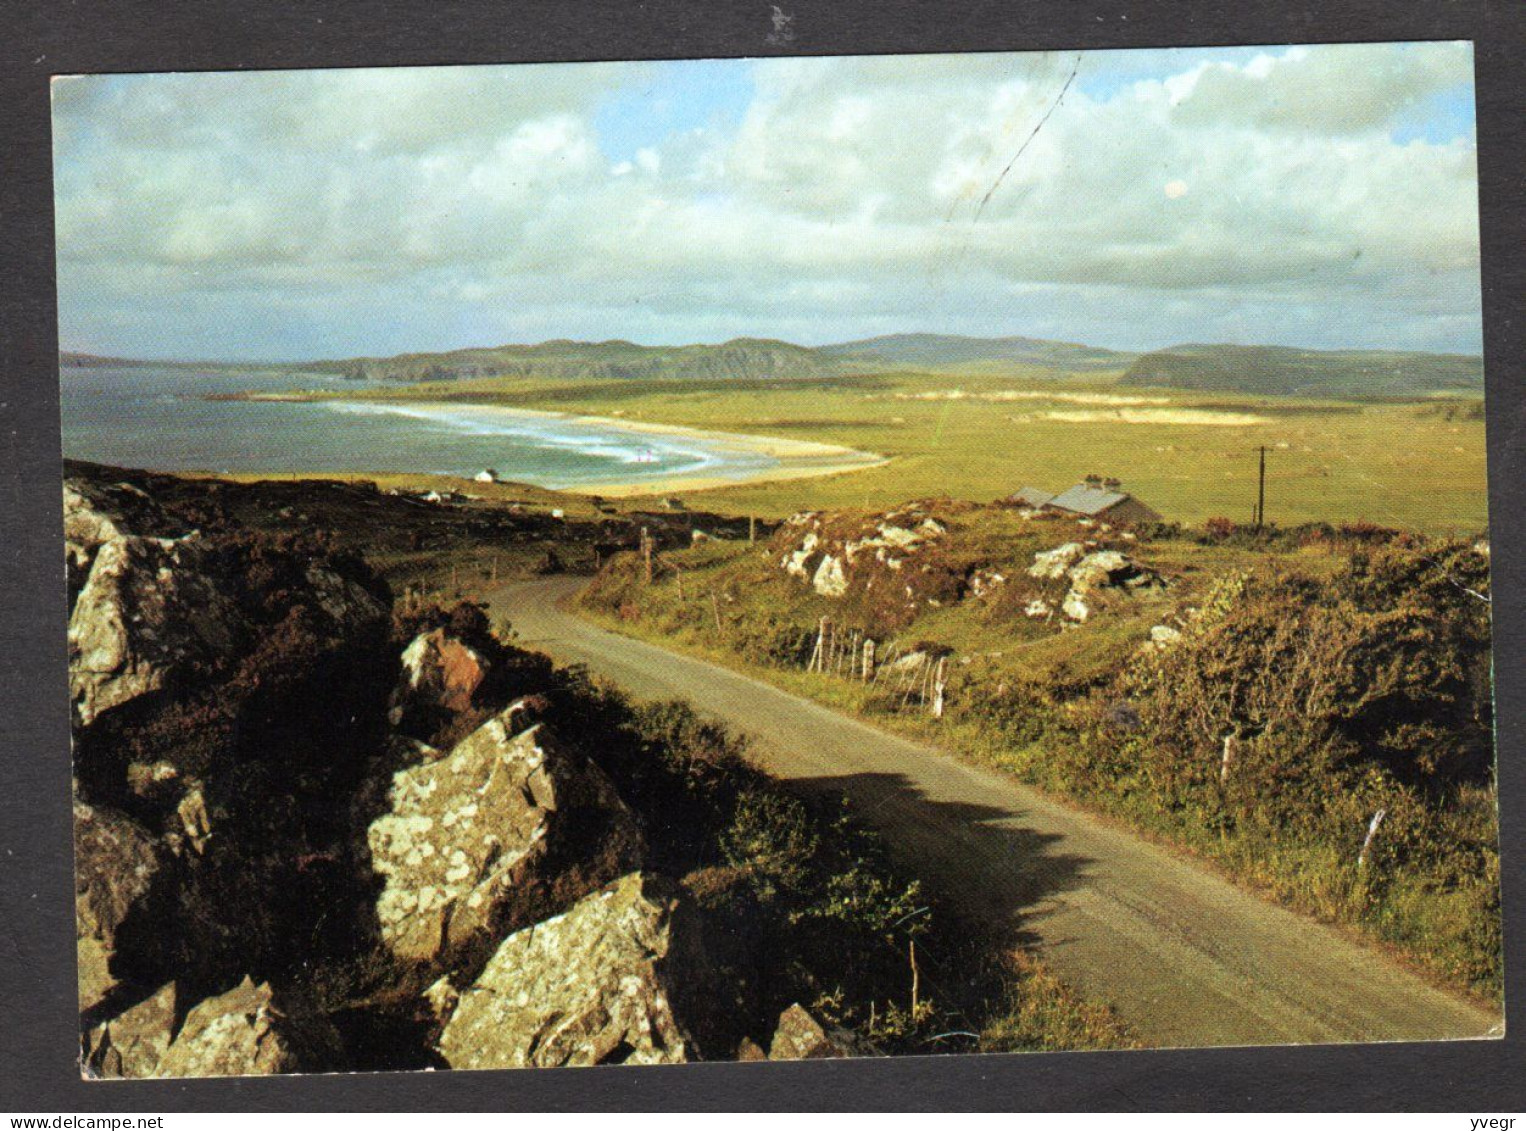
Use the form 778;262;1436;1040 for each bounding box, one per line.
1007;486;1056;509
1010;476;1162;524
474;468;501;484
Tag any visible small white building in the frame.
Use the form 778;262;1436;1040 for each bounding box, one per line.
475;468;500;484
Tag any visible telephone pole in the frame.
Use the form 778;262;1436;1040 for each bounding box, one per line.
1255;445;1267;528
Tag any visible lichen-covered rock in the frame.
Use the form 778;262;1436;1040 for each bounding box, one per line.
782;531;821;579
68;535;244;728
74;800;172;1013
1029;542;1086;580
1067;550;1132;594
1062;591;1091;622
301;561;391;630
767;1003;874;1060
771;503;968;625
63;478;175;559
368;716;642;967
155;977;342;1078
83;982;181;1079
438;872;706;1070
389;628;493;736
969;568;1007;598
812;554;848;597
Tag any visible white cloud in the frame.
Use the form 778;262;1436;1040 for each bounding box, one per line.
51;44;1481;358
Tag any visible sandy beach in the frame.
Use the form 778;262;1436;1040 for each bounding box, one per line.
317;396;888;497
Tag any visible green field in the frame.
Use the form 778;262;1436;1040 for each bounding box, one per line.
337;368;1489;535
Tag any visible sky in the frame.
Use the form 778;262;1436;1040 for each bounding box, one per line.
51;42;1482;361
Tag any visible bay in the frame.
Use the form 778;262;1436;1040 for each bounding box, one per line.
59;366;775;489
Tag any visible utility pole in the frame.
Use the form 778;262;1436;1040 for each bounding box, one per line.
1256;445;1267;529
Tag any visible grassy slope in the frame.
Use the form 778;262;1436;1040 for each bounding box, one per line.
339;368;1490;535
574;513;1500;1001
1120;344;1484;399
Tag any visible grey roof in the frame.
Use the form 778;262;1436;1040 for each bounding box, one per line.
1046;483;1131;517
1008;486;1055;507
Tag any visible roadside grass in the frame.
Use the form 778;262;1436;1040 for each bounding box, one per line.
330;368;1489;534
980;951;1136;1053
574;517;1502;1004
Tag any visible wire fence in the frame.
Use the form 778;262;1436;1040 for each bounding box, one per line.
805;618;950;717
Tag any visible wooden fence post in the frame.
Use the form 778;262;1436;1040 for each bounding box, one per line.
1357;808;1387;869
749;515;757;545
641;527;653;584
1220;733;1236;784
710;590;723;634
862;638;876;682
932;657;947;718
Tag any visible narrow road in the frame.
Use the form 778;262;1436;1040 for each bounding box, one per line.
488;576;1501;1050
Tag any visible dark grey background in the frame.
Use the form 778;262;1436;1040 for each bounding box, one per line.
2;0;1521;1111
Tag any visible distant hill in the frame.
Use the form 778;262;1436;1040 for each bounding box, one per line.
59;351;267;373
60;351;167;369
310;338;840;383
64;336;1485;398
820;333;1135;373
1119;344;1484;399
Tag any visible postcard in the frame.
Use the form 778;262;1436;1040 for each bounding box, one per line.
57;44;1499;1078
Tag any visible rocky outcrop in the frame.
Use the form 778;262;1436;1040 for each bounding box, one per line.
1068;550;1147;594
773;504;968;624
389;628;493;739
154;978;343;1078
437;872;706;1070
812;554;848;597
1028;542;1086;580
74;800;173;1012
68;535;245;728
767;1003;875;1060
83;982;181;1079
1028;543;1164;623
783;531;821;580
65;479;388;731
64;478;181;607
368;715;642;968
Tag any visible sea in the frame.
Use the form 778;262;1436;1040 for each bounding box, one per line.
59;366;775;490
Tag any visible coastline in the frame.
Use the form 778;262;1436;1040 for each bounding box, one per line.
219;393;888;497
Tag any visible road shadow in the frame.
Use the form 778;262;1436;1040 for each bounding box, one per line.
787;768;1093;950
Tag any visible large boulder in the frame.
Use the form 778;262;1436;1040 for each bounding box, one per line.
368;715;643;968
389;629;493;737
82;982;181;1079
74;800;172;1013
68;535;244;728
154;977;342;1078
437;872;707;1070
